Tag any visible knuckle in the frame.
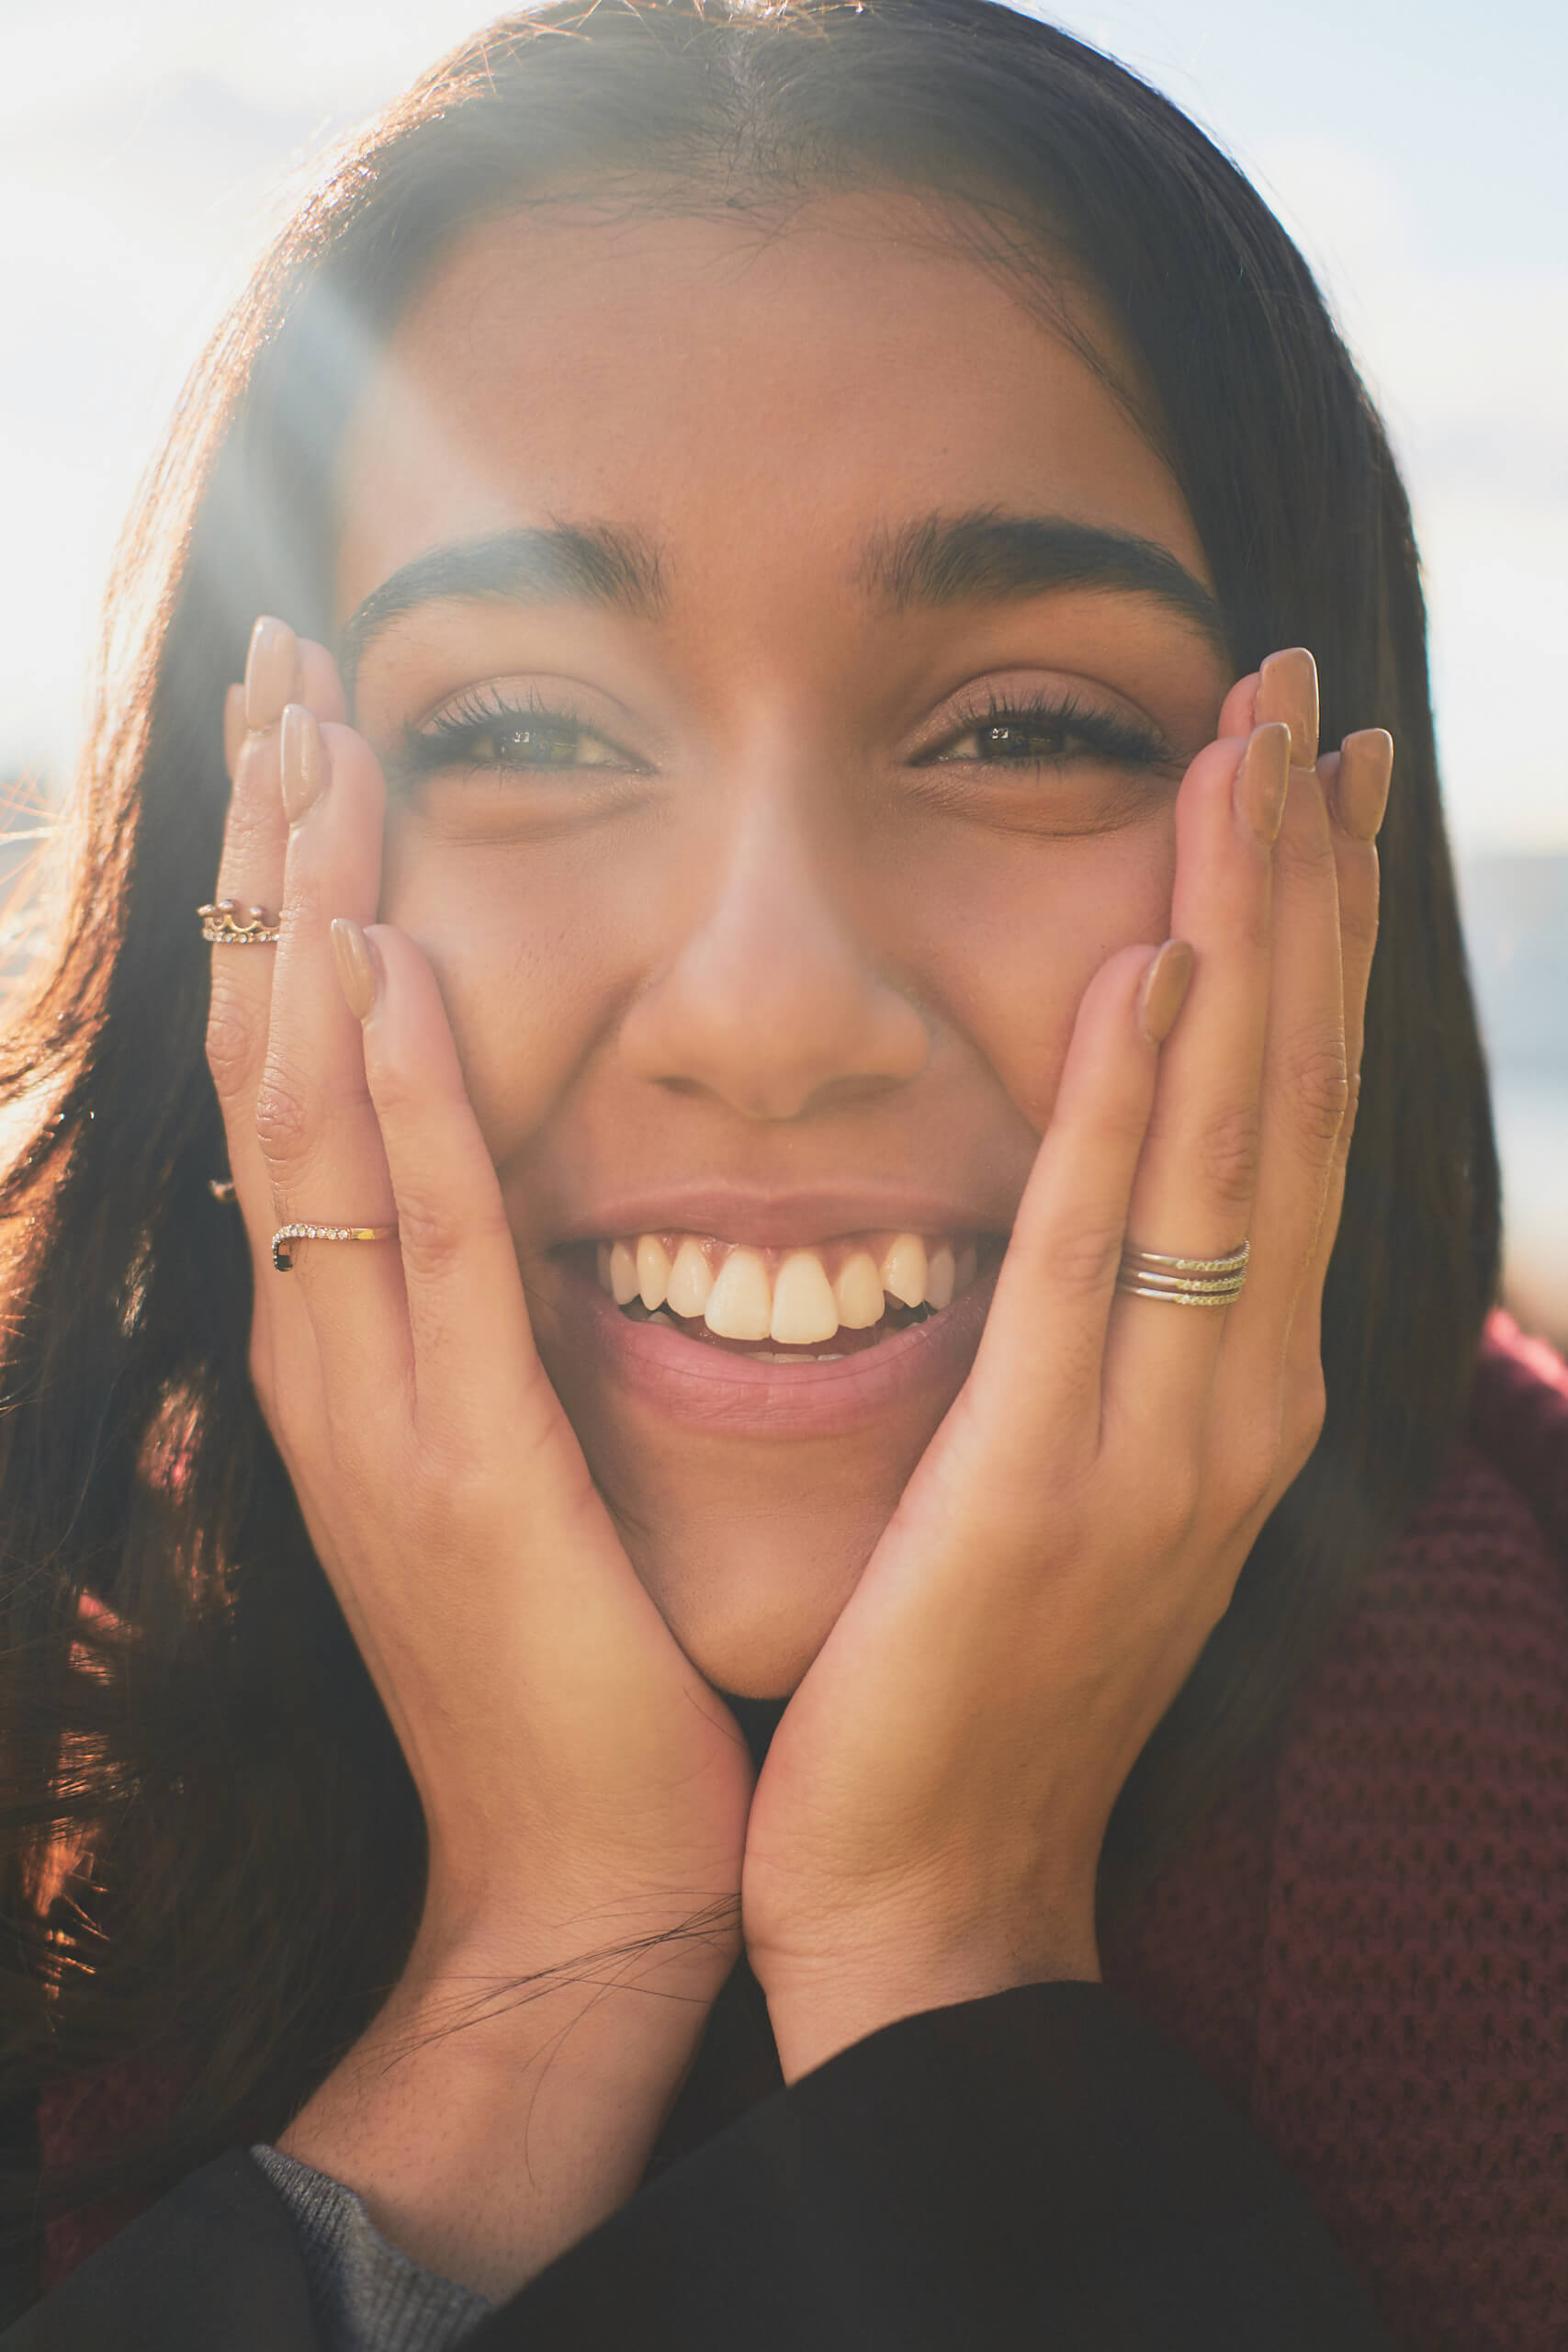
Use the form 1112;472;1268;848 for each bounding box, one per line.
394;1192;468;1284
1274;817;1336;891
1338;885;1380;962
1220;1439;1278;1529
1147;1464;1201;1551
205;983;264;1101
362;1049;423;1126
1043;1220;1125;1298
1197;1098;1262;1210
1283;1370;1328;1469
1285;1028;1350;1154
254;1061;315;1172
322;1391;398;1491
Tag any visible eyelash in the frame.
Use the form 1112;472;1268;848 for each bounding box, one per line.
917;687;1171;774
394;685;637;785
392;683;1172;785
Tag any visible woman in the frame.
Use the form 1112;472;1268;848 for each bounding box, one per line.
1;0;1562;2343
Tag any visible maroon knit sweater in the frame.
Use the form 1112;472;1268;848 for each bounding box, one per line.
39;1311;1568;2346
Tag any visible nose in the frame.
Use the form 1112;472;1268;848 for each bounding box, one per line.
617;788;930;1121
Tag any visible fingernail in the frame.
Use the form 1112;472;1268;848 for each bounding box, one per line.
1335;728;1393;842
332;919;378;1021
222;683;245;776
280;704;328;825
1257;647;1319;768
244;616;298;733
1235;721;1292;844
1138;938;1195;1046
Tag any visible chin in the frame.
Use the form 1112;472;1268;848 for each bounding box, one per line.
614;1485;898;1699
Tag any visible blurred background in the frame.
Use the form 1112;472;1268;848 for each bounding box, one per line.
0;0;1562;1339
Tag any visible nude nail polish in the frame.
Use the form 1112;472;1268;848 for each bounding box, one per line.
1257;647;1319;768
280;704;328;824
331;919;378;1021
1335;729;1394;842
1138;938;1195;1046
244;616;298;733
1235;721;1292;845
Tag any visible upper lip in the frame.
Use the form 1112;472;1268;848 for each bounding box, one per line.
547;1185;1007;1252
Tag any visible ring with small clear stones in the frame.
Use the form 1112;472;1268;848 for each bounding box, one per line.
1116;1238;1249;1306
271;1222;399;1273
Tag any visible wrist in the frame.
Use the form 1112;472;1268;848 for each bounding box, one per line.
280;1891;739;2300
756;1909;1100;2085
408;1877;742;2018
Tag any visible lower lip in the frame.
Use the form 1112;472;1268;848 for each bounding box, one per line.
558;1259;999;1439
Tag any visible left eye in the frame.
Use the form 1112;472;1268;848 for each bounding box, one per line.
938;716;1092;763
922;697;1170;773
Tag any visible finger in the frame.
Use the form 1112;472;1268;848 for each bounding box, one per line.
207;622;351;1397
207;616;301;1291
254;710;408;1385
1107;720;1289;1431
299;640;349;729
1257;644;1318;768
1217;738;1348;1419
973;939;1184;1466
1215;670;1260;741
1322;729;1392;1125
223;683;245;778
1283;729;1392;1391
349;924;566;1464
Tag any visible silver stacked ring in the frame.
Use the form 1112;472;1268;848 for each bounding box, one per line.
1116;1238;1249;1307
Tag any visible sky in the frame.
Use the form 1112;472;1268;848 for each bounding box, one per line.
0;0;1563;852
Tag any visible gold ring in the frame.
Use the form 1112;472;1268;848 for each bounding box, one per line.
272;1222;398;1273
1116;1238;1248;1307
199;899;281;946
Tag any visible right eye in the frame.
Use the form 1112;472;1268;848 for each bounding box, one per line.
400;690;637;780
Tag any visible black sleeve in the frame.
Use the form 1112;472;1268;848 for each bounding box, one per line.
0;2149;320;2352
473;1983;1393;2352
2;1983;1393;2352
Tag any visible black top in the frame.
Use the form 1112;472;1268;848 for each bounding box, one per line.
2;1982;1393;2351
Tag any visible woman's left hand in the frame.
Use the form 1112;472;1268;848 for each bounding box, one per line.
740;648;1393;2080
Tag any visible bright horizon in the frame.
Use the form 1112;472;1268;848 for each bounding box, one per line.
1;0;1562;853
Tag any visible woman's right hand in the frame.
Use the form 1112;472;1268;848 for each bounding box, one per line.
205;616;751;2292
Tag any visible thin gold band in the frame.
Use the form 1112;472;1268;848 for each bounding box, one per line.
272;1222;398;1273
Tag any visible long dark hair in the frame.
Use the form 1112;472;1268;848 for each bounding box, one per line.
0;0;1497;2245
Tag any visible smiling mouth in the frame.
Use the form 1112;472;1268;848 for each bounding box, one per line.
589;1228;990;1362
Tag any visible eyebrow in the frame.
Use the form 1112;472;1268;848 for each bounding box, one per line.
339;523;665;691
859;509;1227;652
340;506;1227;692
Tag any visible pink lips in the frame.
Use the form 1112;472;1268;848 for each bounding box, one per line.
563;1252;999;1439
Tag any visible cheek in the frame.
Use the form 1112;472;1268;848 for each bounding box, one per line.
379;828;624;1153
890;813;1178;1129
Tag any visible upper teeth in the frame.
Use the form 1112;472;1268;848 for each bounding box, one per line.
595;1230;979;1343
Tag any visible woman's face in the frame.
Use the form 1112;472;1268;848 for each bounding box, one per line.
333;195;1232;1695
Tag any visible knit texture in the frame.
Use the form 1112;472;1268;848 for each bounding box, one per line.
37;1313;1568;2347
1105;1312;1568;2349
250;2146;491;2352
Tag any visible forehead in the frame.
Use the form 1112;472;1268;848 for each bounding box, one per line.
333;193;1211;623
